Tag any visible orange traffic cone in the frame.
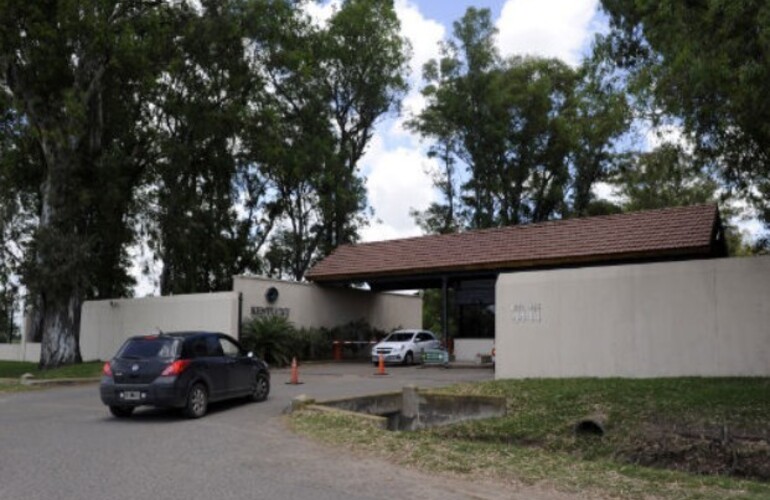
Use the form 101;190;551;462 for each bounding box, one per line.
374;353;387;376
286;357;303;385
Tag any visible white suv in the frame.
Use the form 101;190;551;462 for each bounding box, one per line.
371;329;441;365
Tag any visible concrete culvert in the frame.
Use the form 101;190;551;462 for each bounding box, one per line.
574;414;607;437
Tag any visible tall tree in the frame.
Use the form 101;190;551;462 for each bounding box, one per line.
316;0;409;254
598;0;770;226
411;8;627;232
257;0;409;279
0;0;172;367
148;0;272;294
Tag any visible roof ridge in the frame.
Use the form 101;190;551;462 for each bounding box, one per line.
336;203;718;250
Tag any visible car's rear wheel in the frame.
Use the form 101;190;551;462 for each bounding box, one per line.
250;372;270;402
184;383;208;418
403;351;414;365
109;405;134;418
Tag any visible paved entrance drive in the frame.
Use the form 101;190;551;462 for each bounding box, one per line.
0;363;573;499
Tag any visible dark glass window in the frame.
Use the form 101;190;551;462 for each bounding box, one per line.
206;335;224;357
117;338;179;359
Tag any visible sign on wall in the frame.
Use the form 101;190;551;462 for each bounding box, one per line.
510;303;542;323
251;306;290;319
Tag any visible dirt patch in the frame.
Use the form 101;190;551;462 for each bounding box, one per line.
623;423;770;481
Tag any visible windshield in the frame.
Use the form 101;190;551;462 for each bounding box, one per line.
117;337;179;360
384;332;415;342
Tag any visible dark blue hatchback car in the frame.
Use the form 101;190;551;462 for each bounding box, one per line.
100;331;269;418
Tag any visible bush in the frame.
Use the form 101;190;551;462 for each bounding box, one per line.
240;317;394;365
240;316;298;367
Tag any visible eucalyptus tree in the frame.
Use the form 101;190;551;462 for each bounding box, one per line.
598;0;770;225
0;0;173;366
256;0;409;279
148;0;274;295
411;8;629;231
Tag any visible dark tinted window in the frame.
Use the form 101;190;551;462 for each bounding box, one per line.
117;337;179;359
182;337;209;359
385;332;415;342
206;336;224;357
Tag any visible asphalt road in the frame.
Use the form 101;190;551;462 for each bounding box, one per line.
0;363;558;500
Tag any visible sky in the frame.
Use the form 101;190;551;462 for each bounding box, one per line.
306;0;607;243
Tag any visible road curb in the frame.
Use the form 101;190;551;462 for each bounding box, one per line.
20;377;100;387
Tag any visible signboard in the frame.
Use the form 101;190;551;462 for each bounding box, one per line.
251;306;290;319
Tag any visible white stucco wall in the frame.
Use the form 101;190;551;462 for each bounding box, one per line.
495;256;770;378
454;339;494;363
0;342;40;362
80;292;240;361
233;276;421;332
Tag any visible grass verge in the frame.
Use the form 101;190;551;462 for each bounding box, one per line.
288;378;770;499
0;360;103;392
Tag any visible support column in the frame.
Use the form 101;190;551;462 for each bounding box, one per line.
441;276;448;347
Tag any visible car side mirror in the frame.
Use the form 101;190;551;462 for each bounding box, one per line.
247;351;254;358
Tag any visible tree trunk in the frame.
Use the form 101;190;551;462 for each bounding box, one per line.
39;293;83;368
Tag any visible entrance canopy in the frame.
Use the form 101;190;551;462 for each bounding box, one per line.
306;204;726;291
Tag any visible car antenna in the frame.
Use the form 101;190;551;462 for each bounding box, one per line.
156;326;165;336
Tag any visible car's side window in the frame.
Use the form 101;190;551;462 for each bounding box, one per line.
416;333;430;342
206;336;224;357
219;337;241;357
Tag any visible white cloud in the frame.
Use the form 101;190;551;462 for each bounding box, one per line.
303;0;341;26
360;135;437;242
495;0;599;66
389;0;445;139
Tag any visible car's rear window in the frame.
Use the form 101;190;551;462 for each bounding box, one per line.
117;337;179;359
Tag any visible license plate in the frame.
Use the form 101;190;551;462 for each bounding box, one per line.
122;391;142;401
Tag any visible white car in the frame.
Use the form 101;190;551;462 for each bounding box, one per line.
371;329;441;365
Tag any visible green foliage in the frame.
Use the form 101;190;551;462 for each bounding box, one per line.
148;0;269;294
598;0;770;228
258;0;410;279
409;7;630;232
240;317;387;366
0;0;410;365
240;315;298;367
612;144;719;211
0;0;176;366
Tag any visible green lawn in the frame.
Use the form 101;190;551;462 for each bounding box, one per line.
289;378;770;499
0;360;103;380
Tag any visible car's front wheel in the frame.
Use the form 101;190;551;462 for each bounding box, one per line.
250;372;270;402
109;405;134;418
184;383;208;418
403;351;414;365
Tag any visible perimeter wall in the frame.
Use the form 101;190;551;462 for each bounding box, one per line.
78;277;421;361
495;256;770;378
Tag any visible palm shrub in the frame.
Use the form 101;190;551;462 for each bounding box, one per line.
241;316;297;367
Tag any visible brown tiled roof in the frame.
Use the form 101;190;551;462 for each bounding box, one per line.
306;204;723;283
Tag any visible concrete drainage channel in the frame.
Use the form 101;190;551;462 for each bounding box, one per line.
290;385;507;431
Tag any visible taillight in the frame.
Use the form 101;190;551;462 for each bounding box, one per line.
102;362;113;377
161;359;191;376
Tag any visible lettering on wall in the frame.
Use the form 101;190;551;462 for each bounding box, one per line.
251;306;290;319
511;303;542;323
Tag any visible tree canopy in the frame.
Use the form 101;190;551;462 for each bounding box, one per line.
0;0;408;367
598;0;770;225
409;8;629;232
